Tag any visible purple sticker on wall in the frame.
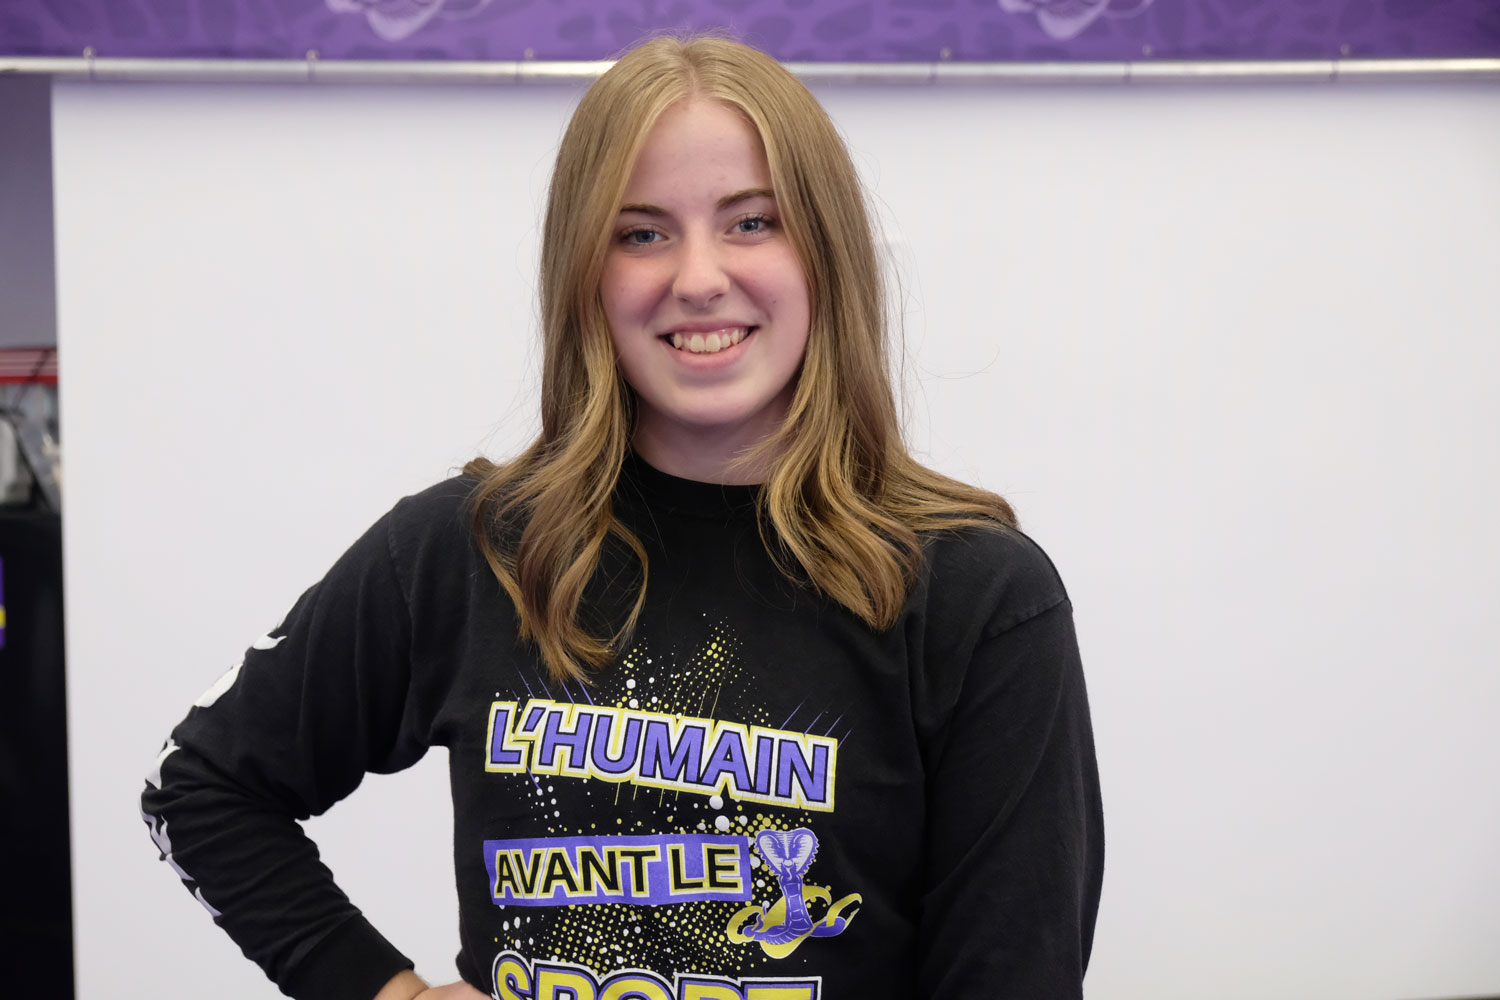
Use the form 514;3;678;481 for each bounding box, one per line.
0;1;1496;62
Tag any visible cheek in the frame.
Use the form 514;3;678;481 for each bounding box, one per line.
743;251;811;322
599;267;629;326
776;255;812;326
600;257;669;320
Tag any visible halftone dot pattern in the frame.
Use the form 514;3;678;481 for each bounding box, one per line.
486;618;838;977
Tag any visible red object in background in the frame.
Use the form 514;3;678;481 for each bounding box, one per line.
0;348;56;385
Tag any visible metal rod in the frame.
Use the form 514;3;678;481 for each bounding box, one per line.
1;54;1496;86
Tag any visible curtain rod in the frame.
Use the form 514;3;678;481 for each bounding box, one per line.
1;55;1497;86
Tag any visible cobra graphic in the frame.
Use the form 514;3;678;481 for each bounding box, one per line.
727;827;861;959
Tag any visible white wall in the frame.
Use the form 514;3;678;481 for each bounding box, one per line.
53;79;1500;1000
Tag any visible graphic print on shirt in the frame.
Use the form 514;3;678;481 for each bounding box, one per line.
142;626;291;917
479;617;859;988
486;698;836;812
727;828;859;959
491;951;823;1000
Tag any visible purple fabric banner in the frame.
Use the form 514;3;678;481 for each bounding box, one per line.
483;833;752;907
1;1;1496;63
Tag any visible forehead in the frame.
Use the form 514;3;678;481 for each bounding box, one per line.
621;98;772;199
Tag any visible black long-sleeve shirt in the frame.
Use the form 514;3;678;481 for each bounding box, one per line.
142;455;1104;1000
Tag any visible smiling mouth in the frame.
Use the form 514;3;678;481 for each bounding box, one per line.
663;327;754;354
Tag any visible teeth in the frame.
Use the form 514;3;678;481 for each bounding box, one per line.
667;328;748;354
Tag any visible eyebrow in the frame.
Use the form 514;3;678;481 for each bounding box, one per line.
617;188;776;217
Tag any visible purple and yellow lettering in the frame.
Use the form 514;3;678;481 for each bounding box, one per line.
590;713;644;777
492;951;534;1000
752;732;776;796
667;842;706;892
493;851;520;899
516;849;544;895
614;846;659;895
744;984;817;1000
484;698;838;811
700;726;752;794
577;846;620;894
485;835;748;907
536;707;592;772
535;962;600;1000
491;955;819;1000
678;979;744;1000
773;738;832;810
540;849;581;896
639;718;706;786
704;845;741;892
487;702;527;771
598;971;673;1000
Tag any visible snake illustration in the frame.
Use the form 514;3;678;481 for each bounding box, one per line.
736;827;858;947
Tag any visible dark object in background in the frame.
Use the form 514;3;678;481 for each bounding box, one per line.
0;511;69;992
0;510;69;995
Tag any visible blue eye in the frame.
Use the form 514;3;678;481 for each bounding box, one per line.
736;214;772;234
622;228;660;245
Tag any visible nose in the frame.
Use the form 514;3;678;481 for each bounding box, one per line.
671;231;730;309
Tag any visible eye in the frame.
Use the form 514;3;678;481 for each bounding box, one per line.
619;226;662;246
733;213;774;235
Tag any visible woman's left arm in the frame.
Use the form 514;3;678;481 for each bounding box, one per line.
916;597;1104;999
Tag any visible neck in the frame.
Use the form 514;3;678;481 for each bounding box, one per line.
631;413;785;485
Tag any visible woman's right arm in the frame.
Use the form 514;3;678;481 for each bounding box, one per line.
141;508;431;1000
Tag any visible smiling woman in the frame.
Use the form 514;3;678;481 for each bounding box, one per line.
141;33;1103;1000
602;98;811;484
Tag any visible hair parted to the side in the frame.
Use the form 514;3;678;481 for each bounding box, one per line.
464;32;1017;683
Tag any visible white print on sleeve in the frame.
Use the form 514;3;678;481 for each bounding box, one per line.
193;633;286;708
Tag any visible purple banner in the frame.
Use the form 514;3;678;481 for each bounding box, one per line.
483;833;752;907
1;1;1496;62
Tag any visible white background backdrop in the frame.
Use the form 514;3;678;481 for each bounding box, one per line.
51;78;1500;999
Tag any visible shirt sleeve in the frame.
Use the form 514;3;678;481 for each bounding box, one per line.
140;508;428;1000
916;597;1105;999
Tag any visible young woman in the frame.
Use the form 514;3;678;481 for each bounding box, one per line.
143;34;1103;1000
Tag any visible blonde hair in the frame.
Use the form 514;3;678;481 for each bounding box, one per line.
465;33;1016;682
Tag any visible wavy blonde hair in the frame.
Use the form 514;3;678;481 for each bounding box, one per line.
465;33;1016;683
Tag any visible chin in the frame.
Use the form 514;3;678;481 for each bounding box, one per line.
652;396;787;437
676;409;769;433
